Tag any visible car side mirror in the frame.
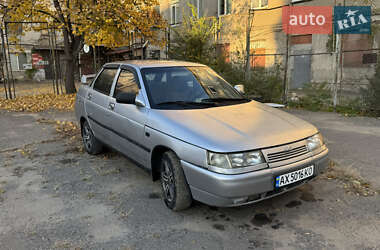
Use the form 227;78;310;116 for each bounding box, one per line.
135;94;146;107
116;92;136;104
234;84;245;94
81;74;96;85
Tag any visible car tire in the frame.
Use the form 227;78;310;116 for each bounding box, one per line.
81;120;103;155
160;151;192;211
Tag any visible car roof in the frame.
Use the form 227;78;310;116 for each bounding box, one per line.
104;60;205;69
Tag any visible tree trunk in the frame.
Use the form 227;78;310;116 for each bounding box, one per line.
62;29;77;94
65;57;76;94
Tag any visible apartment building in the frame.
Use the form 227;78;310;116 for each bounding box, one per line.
0;25;65;81
160;0;380;94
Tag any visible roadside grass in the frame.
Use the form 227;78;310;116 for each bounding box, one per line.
86;192;95;200
323;160;378;197
287;82;379;117
287;101;374;117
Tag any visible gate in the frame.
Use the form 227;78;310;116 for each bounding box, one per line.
291;51;311;89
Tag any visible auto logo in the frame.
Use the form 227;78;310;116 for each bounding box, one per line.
284;145;292;152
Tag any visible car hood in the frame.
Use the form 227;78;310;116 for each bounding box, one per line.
147;101;318;152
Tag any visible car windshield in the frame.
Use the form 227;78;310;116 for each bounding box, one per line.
141;66;249;109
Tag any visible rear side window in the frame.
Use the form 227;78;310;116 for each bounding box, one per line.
114;69;140;97
93;68;118;95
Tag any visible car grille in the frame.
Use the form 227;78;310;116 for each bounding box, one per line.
267;145;309;163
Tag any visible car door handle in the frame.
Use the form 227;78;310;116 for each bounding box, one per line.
109;102;115;110
87;93;92;100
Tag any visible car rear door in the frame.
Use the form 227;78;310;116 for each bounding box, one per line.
84;65;119;144
108;67;149;166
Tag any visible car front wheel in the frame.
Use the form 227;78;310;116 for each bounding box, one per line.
81;120;103;155
160;151;192;211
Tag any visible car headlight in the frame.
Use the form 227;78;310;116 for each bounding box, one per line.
307;133;324;151
207;150;266;174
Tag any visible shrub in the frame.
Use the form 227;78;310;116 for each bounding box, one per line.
25;68;38;80
211;58;283;103
361;65;380;116
289;82;332;111
168;4;217;65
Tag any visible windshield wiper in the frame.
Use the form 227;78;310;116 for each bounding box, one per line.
201;97;250;102
156;101;216;107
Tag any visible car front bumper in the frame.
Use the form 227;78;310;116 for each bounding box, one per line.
181;148;329;207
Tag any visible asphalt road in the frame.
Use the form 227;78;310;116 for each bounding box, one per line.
0;109;379;249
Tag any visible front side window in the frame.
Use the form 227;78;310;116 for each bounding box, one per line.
93;68;118;95
141;66;247;109
114;69;140;97
219;0;231;16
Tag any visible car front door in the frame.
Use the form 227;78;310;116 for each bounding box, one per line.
108;67;149;166
84;66;119;144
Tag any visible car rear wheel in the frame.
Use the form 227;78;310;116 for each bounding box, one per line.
81;120;103;155
160;151;192;211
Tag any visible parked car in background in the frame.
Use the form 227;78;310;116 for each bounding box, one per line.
75;60;329;211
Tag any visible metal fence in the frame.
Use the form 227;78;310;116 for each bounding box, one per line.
2;20;378;108
246;45;379;105
0;22;73;99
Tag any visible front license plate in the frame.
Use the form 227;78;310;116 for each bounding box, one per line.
275;165;314;188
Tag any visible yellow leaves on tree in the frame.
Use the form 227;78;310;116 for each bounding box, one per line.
0;94;75;112
3;0;166;94
4;0;166;48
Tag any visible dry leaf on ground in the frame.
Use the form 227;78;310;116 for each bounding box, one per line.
323;160;378;196
0;94;75;112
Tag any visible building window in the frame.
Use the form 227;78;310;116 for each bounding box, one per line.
10;53;27;71
218;0;231;16
252;0;268;9
170;3;179;25
290;34;312;45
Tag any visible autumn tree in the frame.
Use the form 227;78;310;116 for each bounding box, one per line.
3;0;165;93
169;4;217;65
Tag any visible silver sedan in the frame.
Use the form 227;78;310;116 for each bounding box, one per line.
75;60;328;211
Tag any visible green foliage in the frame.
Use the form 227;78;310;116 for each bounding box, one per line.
288;83;372;116
25;68;38;80
169;4;217;65
361;64;380;116
289;83;332;111
335;98;365;117
169;7;283;103
211;57;283;103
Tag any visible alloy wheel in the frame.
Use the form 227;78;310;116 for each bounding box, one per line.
161;160;175;203
82;124;93;151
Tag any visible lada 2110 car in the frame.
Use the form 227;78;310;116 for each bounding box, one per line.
75;60;329;211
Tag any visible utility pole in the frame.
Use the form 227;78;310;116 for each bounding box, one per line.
245;9;254;81
92;45;97;73
282;33;290;104
333;33;341;109
282;2;292;104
